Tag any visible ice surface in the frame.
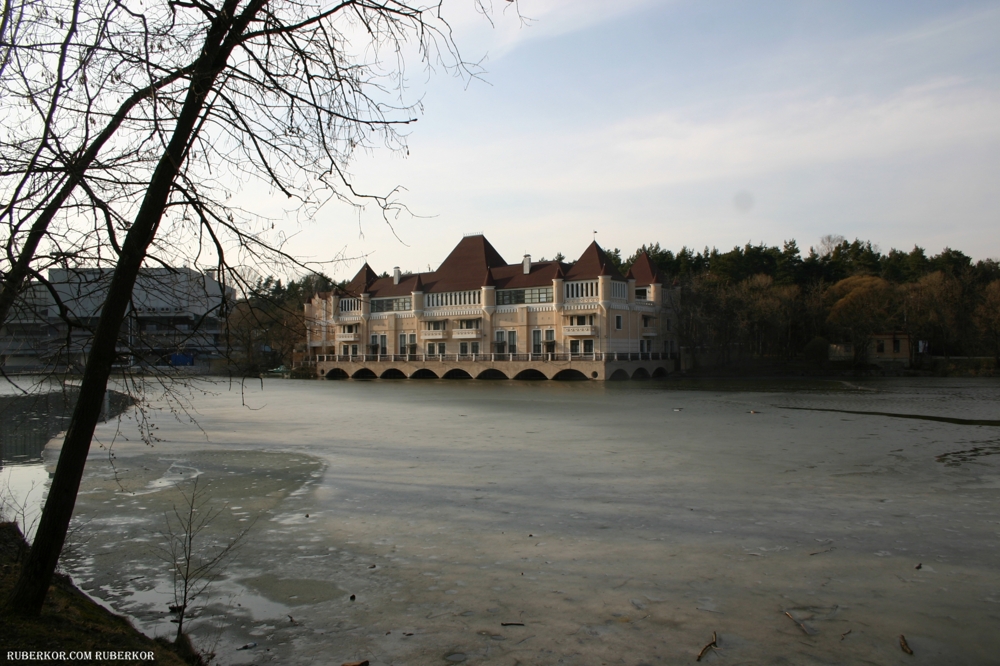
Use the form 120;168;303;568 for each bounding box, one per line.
10;377;1000;664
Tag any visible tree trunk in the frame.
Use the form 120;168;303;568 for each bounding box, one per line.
3;0;261;615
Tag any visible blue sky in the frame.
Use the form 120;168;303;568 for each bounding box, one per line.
258;0;1000;279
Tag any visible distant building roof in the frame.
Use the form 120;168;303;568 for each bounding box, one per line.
332;235;626;299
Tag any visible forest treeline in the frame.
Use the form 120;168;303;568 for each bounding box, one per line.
601;235;1000;369
243;236;1000;372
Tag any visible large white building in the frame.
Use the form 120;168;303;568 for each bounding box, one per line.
0;267;231;370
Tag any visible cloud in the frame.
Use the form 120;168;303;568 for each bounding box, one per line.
441;0;661;61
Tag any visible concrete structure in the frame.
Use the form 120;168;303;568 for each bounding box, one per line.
303;235;679;380
0;267;231;370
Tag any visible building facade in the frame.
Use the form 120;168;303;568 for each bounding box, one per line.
0;267;231;370
303;235;679;380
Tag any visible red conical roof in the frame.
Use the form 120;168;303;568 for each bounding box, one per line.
564;242;625;281
628;251;666;287
344;262;379;296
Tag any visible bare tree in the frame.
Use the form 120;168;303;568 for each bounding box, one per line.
4;0;502;615
156;477;253;645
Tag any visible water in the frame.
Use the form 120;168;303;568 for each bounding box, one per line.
4;377;999;664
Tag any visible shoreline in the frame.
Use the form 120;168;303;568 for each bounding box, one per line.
0;522;194;665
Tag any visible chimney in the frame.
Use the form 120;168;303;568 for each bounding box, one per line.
393;266;400;285
522;254;531;275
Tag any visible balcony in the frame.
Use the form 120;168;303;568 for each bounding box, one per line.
641;327;657;337
563;325;594;337
421;329;446;340
452;328;481;339
336;333;359;342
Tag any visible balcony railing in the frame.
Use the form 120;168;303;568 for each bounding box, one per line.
452;328;481;339
310;351;667;363
641;327;657;337
335;333;359;342
563;325;594;336
421;329;446;339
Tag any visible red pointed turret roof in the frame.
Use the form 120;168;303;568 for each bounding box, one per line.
344;236;638;301
563;242;625;281
343;262;379;296
419;235;509;292
628;251;666;287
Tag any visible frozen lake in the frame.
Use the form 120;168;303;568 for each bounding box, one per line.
4;376;1000;664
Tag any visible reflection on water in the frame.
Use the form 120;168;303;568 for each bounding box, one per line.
0;381;133;539
0;383;134;464
0;388;79;463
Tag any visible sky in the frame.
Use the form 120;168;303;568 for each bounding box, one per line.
249;0;1000;281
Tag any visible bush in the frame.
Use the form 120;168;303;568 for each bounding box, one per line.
290;365;317;379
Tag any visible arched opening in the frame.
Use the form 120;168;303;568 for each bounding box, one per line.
631;367;650;380
380;368;407;379
514;369;548;380
651;366;668;378
325;368;348;380
352;368;377;379
552;369;588;381
608;369;629;381
443;368;473;380
476;368;509;380
410;368;439;379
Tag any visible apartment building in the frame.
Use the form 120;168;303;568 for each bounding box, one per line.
0;267;230;370
303;235;679;380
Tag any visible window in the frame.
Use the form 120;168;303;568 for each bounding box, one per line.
876;340;885;353
425;290;481;307
494;330;506;353
342;345;349;356
544;329;555;353
471;342;480;354
583;339;594;354
379;334;387;355
643;316;652;327
496;287;553;305
460;342;469;355
893;339;901;353
459;319;481;329
370;296;411;312
570;340;580;355
437;342;446;355
427;342;435;355
399;333;406;353
351;344;358;356
508;330;517;354
615;315;622;330
532;329;542;354
635;288;647;300
428;320;445;330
